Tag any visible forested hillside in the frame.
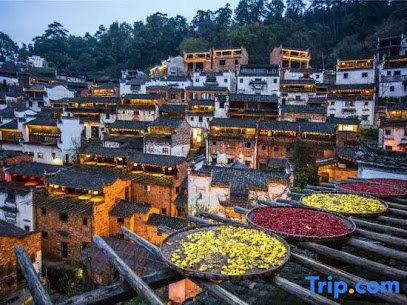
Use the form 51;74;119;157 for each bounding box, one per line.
1;0;407;76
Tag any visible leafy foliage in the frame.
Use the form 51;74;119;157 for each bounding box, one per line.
2;0;407;76
293;140;318;189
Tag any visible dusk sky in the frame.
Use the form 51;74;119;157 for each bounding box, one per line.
0;0;240;46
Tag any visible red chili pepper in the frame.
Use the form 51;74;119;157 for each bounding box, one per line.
252;207;351;237
339;182;407;196
368;179;407;188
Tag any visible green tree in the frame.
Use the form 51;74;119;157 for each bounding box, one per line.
0;32;19;62
285;0;306;20
293;140;318;188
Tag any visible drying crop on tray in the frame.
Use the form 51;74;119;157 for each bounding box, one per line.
367;178;407;188
301;193;387;215
337;182;407;197
250;207;353;238
168;226;288;276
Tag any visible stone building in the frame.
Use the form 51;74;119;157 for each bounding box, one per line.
207;118;258;168
280;79;317;106
144;118;191;157
159;104;186;119
35;166;131;260
0;220;41;296
146;86;185;103
378;56;407;98
186;100;215;148
185;86;229;102
335;58;376;85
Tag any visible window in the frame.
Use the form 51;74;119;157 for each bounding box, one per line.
83;217;88;226
273;147;279;152
144;185;151;192
330;101;335;106
273;78;278;83
387;71;391;76
38;102;44;107
212;141;217;145
170;93;177;99
161;208;167;215
199;116;203;122
219;60;226;66
24;226;30;232
394;70;401;76
385;129;392;136
133;110;139;115
390;86;395;92
82;242;89;250
162;147;169;154
364;102;369;106
295;96;301;100
362;72;368;78
190;116;194;121
122;110;126;114
51;153;56;160
286;147;291;152
41;231;48;240
245;161;251;167
148;146;154;153
224;78;228;83
62;242;68;258
195;78;199;83
59;212;68;222
207;117;210;122
37;152;44;159
219;102;225;108
117;218;124;224
244;142;251;148
235;59;239;65
262;145;266;150
41;208;46;216
28;101;33;107
157;229;163;236
106;113;110;119
316;75;320;79
176;187;180;194
240;79;243;83
343;73;348;79
385;145;393;150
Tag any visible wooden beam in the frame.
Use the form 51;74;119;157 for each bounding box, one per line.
92;235;165;305
296;242;407;281
14;246;53;305
352;218;407;237
58;269;183;305
355;228;407;249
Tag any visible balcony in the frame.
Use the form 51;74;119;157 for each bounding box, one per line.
1;133;22;143
381;75;407;83
28;134;60;145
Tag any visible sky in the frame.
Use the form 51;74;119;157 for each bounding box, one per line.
0;0;240;46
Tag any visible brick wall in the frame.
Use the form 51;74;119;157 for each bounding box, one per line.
0;232;41;295
36;208;92;260
209;138;256;167
172;121;191;146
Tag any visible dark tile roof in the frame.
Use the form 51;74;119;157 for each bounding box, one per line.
122;94;161;100
54;96;120;104
108;120;150;130
0;150;24;161
0;107;16;119
0;220;32;237
329;84;375;91
335;147;359;160
186;86;229;91
147;85;184;92
129;173;174;187
189;100;215;106
388;103;407;111
110;200;151;217
229;94;278;103
159;104;186;113
146;213;188;230
201;166;289;196
280;105;325;114
148;117;185;128
0;120;18;130
356;140;407;170
24;117;57;127
287;68;323;73
34;192;94;217
103;136;144;150
6;161;62;177
267;158;290;170
129;152;186;168
281;79;316;85
210;118;258;129
46;166;125;191
259;120;336;133
175;194;188;208
327;117;361;125
81;145;136;158
307;96;327;106
80;237;163;275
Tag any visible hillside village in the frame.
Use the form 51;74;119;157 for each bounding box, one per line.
0;32;407;304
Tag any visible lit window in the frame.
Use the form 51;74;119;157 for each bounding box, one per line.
162;147;169;154
37;152;44;159
51;153;56;160
144;185;151;192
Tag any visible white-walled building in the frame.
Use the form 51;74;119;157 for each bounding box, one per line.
327;84;375;126
0;70;19;87
144;118;191;157
380;104;407;152
150;56;184;77
378;56;407;98
335;58;376;85
188;165;289;215
192;72;236;94
27;56;46;68
237;65;280;95
283;68;324;83
280;79;317;106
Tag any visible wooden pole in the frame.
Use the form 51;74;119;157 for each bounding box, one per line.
14;246;53;305
355;228;407;249
92;235;165;305
296;242;407;281
352;218;407;237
